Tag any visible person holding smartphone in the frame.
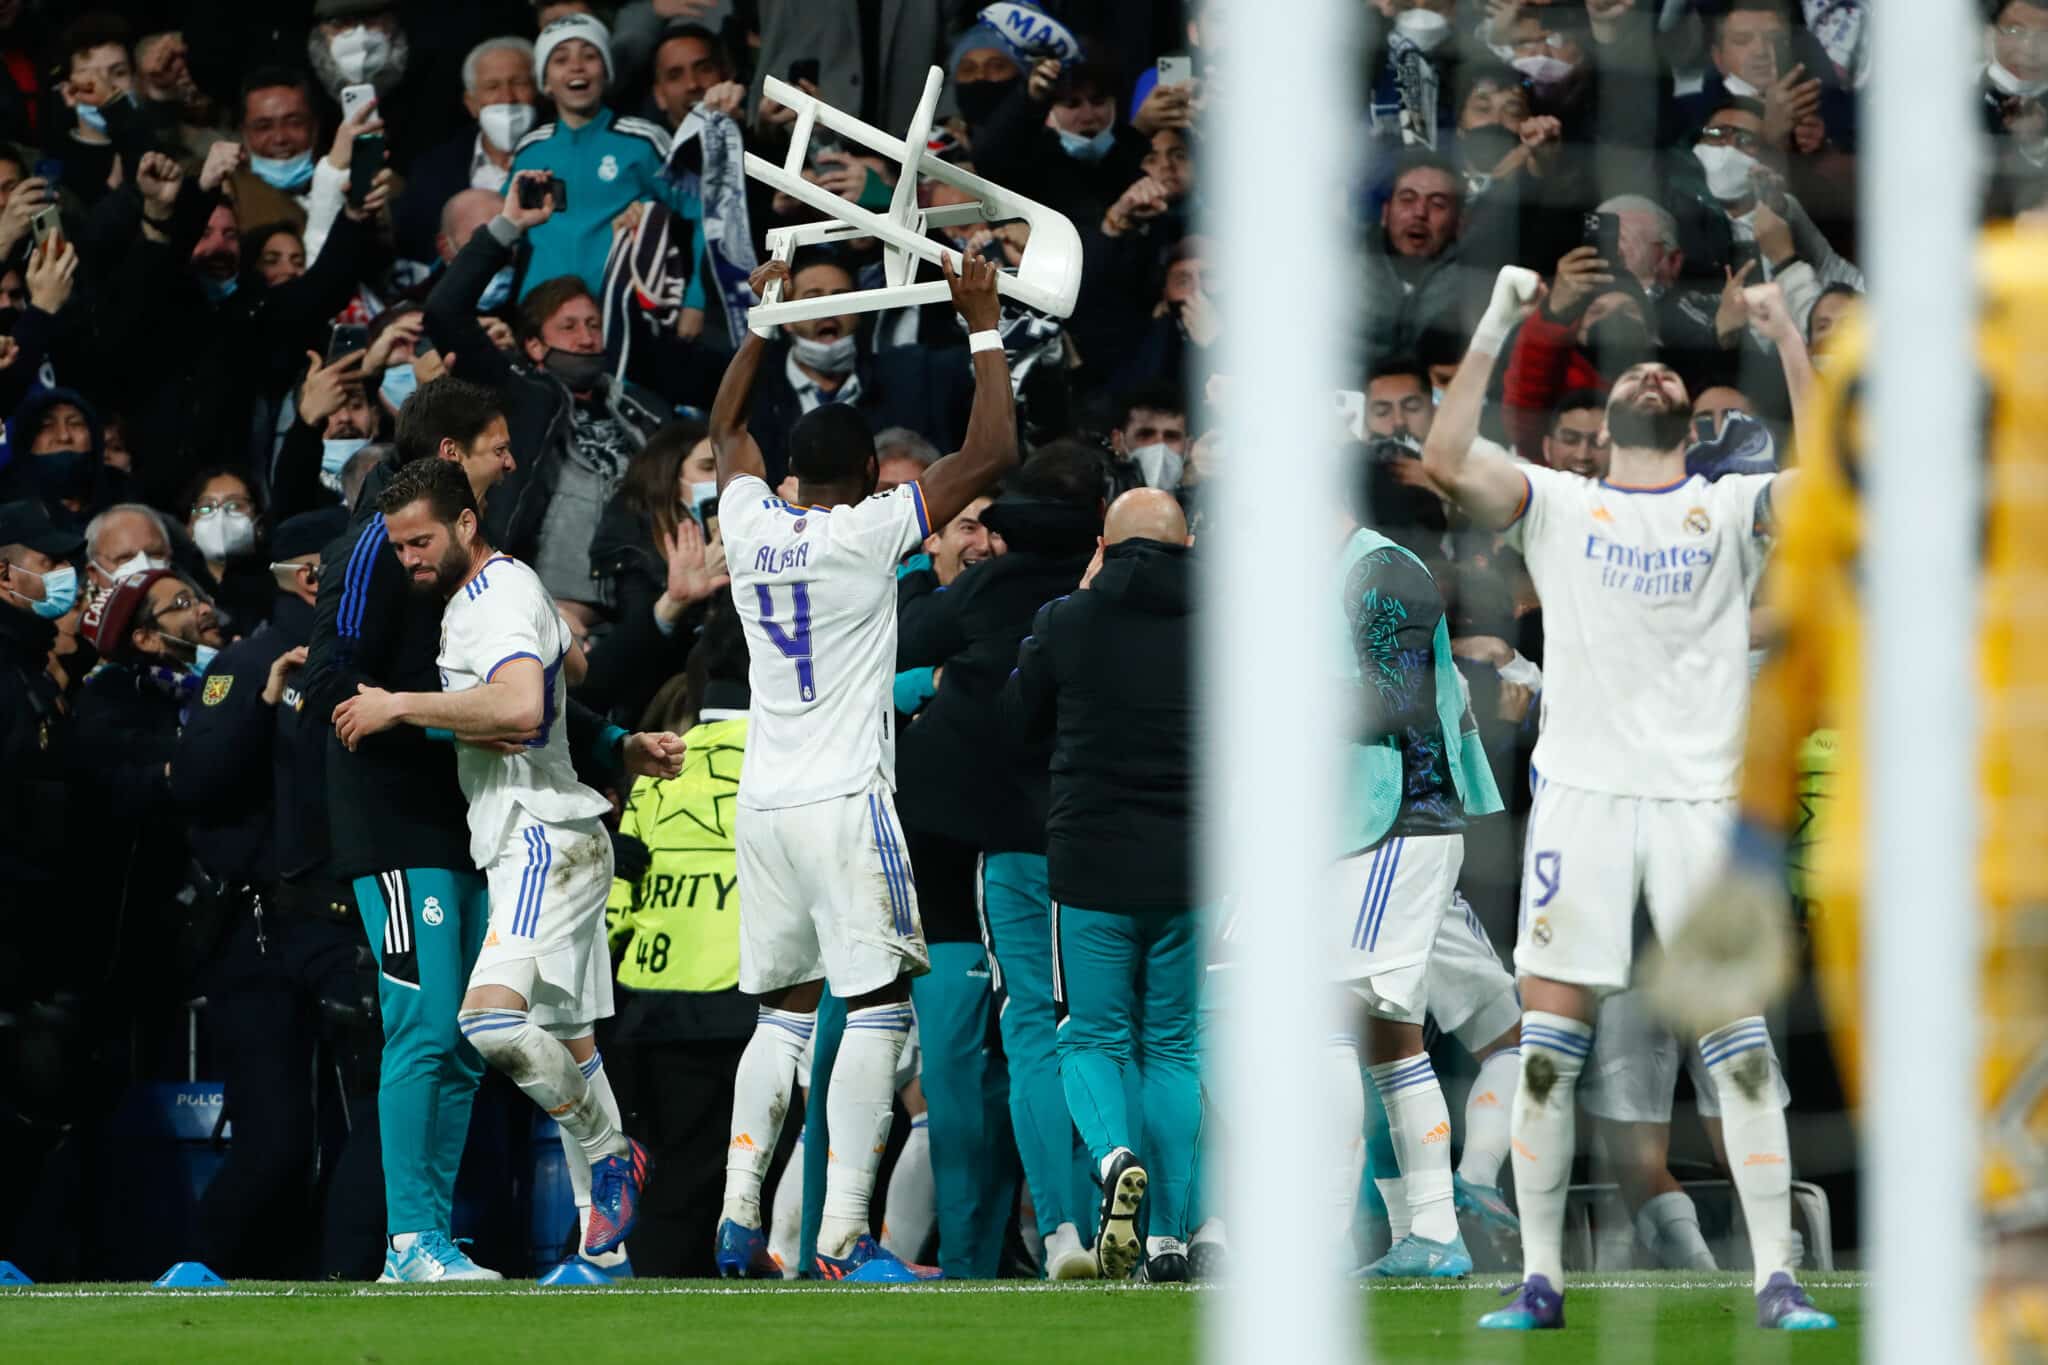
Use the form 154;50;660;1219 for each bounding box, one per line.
508;13;707;309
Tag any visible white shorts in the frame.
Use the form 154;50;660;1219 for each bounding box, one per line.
1427;894;1522;1052
1515;778;1733;993
1580;988;1789;1124
471;812;615;1033
1327;834;1463;1024
735;779;929;997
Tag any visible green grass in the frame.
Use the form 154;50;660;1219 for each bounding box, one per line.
2;1273;1862;1364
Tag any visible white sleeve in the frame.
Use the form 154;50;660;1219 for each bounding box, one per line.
302;159;348;263
473;573;553;682
1499;452;1554;554
718;473;772;547
836;483;931;569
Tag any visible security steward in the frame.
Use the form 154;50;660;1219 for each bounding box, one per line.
170;508;381;1280
604;605;756;1277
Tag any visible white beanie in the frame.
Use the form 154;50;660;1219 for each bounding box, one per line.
534;14;613;91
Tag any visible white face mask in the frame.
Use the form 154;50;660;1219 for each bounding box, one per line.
1393;8;1451;54
791;333;857;376
193;511;257;561
1694;143;1759;202
1128;442;1184;490
1498;650;1542;690
688;479;718;517
1722;72;1762;98
1511;54;1574;90
479;102;536;153
331;26;392;85
96;549;170;586
1988;60;2048;98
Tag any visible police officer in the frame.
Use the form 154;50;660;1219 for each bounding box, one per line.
171;508;383;1279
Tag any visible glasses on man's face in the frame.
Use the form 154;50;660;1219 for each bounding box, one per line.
1699;124;1764;154
1999;23;2048;51
192;497;255;518
157;590;200;615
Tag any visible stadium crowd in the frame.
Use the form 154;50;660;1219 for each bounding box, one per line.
0;0;2028;1290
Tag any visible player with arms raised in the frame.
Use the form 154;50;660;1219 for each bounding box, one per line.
708;251;1018;1278
1422;268;1832;1332
334;458;649;1273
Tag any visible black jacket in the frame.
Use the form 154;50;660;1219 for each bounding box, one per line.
0;607;71;890
171;595;326;886
896;549;1091;856
746;337;975;490
582;497;696;726
423;218;670;565
302;456;637;878
1001;539;1195;914
299;460;475;880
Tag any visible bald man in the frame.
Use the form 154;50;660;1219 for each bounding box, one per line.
1001;485;1199;1282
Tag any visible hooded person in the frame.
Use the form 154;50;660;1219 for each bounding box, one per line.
0;387;129;530
965;52;1151;233
1498;257;1660;464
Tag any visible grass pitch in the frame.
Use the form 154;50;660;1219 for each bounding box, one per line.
4;1272;1862;1364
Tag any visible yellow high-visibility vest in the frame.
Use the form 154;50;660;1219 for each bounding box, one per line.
610;713;747;993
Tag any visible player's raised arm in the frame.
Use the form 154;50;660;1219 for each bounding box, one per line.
1422;267;1546;530
914;254;1019;531
708;261;787;493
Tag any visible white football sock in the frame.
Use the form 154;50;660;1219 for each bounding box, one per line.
766;1127;805;1276
1325;1037;1366;1242
880;1115;934;1262
458;1009;625;1163
1367;1052;1458;1244
1512;1012;1593;1287
1636;1189;1716;1271
722;1006;814;1229
1457;1047;1519;1187
1699;1017;1795;1291
818;1003;912;1259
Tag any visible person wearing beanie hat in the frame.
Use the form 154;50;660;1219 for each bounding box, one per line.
502;13;707;304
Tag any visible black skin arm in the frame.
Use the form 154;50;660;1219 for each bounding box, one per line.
913;253;1016;530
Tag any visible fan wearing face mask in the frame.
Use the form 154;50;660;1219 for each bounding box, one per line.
52;14;140;212
393;37;539;268
421;173;673;618
182;467;278;632
1498;245;1660;465
1688;98;1862;340
965;55;1149;234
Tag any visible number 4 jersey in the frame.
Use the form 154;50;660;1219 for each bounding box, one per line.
437;553;609;868
720;474;932;811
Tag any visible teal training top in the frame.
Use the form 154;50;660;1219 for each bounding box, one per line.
510;107;706;306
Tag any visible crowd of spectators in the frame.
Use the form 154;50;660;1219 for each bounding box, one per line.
0;0;2028;1283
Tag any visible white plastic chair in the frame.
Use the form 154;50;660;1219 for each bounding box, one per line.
742;65;1082;333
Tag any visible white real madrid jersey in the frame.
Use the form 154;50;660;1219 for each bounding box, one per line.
720;473;931;811
437;553;608;866
1504;461;1776;800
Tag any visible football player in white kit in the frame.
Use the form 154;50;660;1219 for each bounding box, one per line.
333;457;650;1269
1421;267;1833;1332
707;250;1018;1280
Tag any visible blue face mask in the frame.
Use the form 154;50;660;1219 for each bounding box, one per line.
380;361;419;411
687;479;718;523
202;274;239;302
7;562;77;619
322;436;369;491
76;102;108;134
478;267;515;312
1056;125;1115;162
249;150;314;191
192;641;219;675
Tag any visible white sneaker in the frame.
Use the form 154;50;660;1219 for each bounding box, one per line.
1046;1222;1097;1280
380;1231;504;1283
